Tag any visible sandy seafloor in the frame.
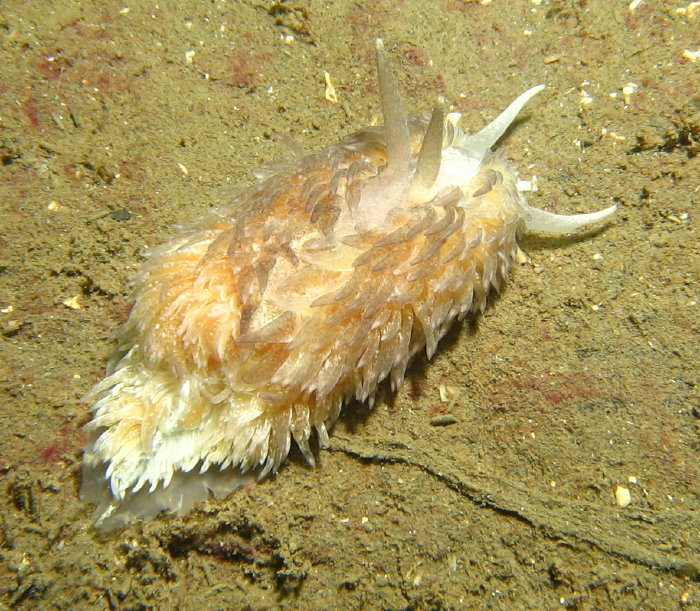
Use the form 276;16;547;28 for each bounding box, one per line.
0;0;698;609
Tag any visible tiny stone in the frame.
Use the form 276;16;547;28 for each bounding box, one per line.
430;414;457;426
2;319;22;335
110;209;132;222
615;485;631;508
63;295;83;310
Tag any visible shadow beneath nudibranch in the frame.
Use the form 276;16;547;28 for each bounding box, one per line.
331;312;482;435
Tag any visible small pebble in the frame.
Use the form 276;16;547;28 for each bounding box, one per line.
615;485;631;508
2;320;22;335
110;209;132;222
430;414;457;427
63;295;83;310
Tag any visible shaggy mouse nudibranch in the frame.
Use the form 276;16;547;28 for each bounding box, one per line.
81;39;616;529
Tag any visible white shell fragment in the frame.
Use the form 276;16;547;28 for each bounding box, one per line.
615;485;632;508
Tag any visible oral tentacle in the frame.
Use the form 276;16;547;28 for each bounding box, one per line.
523;204;618;234
459;84;546;160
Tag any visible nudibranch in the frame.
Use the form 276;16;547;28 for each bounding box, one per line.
81;39;616;529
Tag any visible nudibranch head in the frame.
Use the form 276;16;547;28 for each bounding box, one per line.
350;39;616;234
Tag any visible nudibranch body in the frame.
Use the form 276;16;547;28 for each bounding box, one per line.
81;40;616;528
